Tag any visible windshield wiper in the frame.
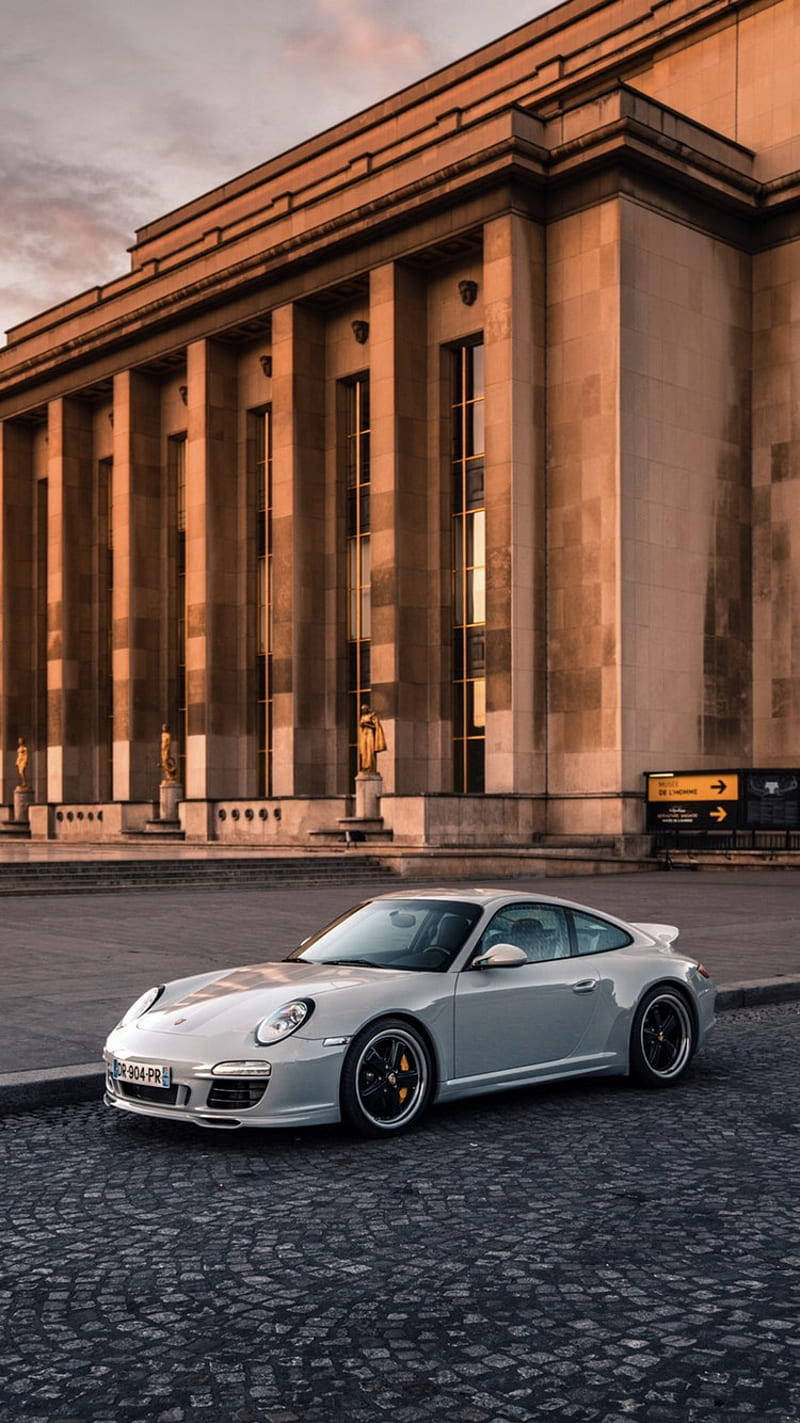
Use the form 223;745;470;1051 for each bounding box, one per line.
322;958;389;969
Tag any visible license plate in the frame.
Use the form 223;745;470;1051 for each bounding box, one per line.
113;1058;172;1089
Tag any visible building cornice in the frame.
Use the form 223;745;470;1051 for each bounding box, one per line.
2;81;798;416
2;0;779;360
129;0;760;258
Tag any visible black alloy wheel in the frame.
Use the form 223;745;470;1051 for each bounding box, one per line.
630;986;695;1086
341;1018;432;1136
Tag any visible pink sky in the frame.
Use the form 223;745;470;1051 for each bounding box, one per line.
0;0;554;342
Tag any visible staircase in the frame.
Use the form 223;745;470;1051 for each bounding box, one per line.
0;854;397;896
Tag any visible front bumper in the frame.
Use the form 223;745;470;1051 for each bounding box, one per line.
103;1028;346;1129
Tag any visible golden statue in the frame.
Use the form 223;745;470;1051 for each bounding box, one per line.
160;724;177;785
15;737;29;789
357;705;386;775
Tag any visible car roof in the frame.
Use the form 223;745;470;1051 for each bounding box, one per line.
371;886;629;921
373;886;518;905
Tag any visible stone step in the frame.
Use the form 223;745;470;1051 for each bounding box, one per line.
0;855;395;894
0;854;385;873
0;859;390;870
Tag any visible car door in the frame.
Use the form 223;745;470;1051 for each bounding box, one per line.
453;903;600;1081
564;907;635;1057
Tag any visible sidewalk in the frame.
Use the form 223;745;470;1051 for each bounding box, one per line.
1;869;798;1107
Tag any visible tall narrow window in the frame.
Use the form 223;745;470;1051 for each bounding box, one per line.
251;408;273;796
169;435;187;786
452;341;485;793
97;457;114;797
344;374;371;783
35;475;48;802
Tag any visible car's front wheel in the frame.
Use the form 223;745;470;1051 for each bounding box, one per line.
630;986;695;1086
341;1018;432;1137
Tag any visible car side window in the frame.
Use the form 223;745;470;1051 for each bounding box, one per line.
474;904;571;963
570;910;632;955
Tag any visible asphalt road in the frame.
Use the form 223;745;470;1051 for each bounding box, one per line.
1;1001;798;1422
3;869;800;1073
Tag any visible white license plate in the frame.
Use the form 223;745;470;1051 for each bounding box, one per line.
113;1058;172;1089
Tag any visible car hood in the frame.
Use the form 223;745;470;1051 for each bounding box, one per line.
138;959;412;1035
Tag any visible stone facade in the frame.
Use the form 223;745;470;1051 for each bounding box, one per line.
1;0;799;846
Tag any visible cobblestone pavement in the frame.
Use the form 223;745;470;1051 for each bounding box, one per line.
3;870;800;1072
1;1003;798;1422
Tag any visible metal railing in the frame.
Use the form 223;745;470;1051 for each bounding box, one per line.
654;828;800;854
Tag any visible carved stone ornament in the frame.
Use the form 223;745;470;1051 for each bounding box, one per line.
259;354;272;377
352;320;370;344
458;279;478;307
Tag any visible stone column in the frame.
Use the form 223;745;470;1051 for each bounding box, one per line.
369;263;429;794
111;371;163;801
545;200;622;835
0;421;35;803
184;339;241;800
482;212;546;793
271;302;327;796
46;397;94;803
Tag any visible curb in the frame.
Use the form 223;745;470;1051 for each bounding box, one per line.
0;1063;105;1114
2;979;799;1114
714;976;800;1011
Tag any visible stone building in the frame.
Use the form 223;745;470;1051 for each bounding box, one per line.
0;0;798;847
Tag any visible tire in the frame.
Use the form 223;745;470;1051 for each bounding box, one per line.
630;985;696;1087
341;1017;433;1137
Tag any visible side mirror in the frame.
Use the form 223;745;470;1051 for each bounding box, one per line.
471;943;529;970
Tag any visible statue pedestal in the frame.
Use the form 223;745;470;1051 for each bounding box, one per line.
1;787;34;837
13;787;33;824
355;772;382;821
329;772;392;844
144;782;184;838
159;782;183;824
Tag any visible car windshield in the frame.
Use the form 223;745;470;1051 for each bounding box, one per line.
286;899;483;972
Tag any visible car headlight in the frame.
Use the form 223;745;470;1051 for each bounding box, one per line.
119;985;164;1027
255;999;314;1044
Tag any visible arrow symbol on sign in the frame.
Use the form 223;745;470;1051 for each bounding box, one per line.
710;779;727;794
710;806;727;822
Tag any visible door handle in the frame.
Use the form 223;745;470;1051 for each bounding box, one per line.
572;978;597;993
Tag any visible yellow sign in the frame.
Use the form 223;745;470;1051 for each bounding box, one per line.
647;774;739;802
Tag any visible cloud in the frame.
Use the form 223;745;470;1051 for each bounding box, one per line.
0;149;153;338
283;0;432;73
0;0;550;339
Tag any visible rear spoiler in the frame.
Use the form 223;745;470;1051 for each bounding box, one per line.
631;922;680;947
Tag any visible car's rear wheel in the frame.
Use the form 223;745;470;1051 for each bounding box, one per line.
630;986;695;1086
341;1018;432;1137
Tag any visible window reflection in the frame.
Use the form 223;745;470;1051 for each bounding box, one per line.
169;434;187;788
97;457;114;800
344;373;371;782
251;408;272;796
452;341;485;793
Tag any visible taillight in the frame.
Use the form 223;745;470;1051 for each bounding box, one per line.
696;963;710;979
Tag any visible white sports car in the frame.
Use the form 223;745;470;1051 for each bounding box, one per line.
103;887;716;1136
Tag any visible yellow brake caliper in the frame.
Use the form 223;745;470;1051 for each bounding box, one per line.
398;1053;410;1104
